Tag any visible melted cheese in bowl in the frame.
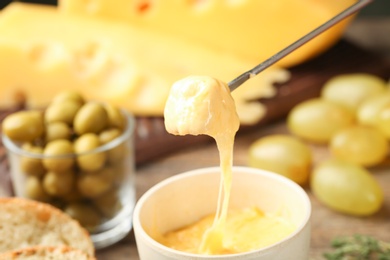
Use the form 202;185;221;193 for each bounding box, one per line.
159;207;296;255
163;75;295;255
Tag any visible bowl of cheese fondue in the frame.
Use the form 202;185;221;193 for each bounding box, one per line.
133;75;311;259
133;166;311;259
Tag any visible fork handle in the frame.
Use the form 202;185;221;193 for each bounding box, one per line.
228;0;374;92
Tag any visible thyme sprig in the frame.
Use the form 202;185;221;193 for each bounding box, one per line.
324;235;390;260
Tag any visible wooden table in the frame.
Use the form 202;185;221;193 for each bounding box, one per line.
95;17;390;260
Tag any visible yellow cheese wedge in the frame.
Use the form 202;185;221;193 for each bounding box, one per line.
0;2;288;122
59;0;356;67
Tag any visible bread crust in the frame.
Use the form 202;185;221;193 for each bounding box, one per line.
0;197;94;257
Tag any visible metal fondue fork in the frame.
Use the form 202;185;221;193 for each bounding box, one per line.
228;0;374;92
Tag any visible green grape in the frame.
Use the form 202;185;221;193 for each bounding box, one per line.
287;98;354;143
248;134;312;185
357;92;390;126
330;125;388;167
311;159;383;216
375;104;390;139
321;73;387;112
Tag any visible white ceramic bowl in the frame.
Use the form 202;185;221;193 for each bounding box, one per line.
133;166;311;260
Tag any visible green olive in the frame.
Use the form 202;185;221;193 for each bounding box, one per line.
43;170;74;197
99;128;122;144
61;189;83;203
98;128;128;165
99;128;128;164
45;100;82;125
86;166;116;183
45;122;72;143
74;133;106;172
20;144;45;177
86;165;126;186
93;189;122;218
64;202;102;232
52;90;85;106
43;139;74;172
104;103;126;130
74;102;108;135
77;172;111;198
108;143;128;165
25;176;50;202
2;110;44;142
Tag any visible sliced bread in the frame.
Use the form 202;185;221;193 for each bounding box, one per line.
0;197;94;257
0;246;95;260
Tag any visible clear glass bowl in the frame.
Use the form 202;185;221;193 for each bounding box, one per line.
2;111;136;249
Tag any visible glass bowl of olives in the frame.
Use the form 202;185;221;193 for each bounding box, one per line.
1;91;136;249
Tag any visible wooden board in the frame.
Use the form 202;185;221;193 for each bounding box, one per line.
0;40;389;196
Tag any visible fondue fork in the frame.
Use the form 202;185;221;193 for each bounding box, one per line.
228;0;374;92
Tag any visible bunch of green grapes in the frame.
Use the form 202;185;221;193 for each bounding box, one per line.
249;73;389;216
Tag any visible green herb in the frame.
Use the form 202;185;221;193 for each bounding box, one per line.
323;234;390;260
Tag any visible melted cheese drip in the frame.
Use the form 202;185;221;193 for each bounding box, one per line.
164;75;239;254
163;75;295;255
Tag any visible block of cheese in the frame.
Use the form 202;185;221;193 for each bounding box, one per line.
0;2;288;122
59;0;356;68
